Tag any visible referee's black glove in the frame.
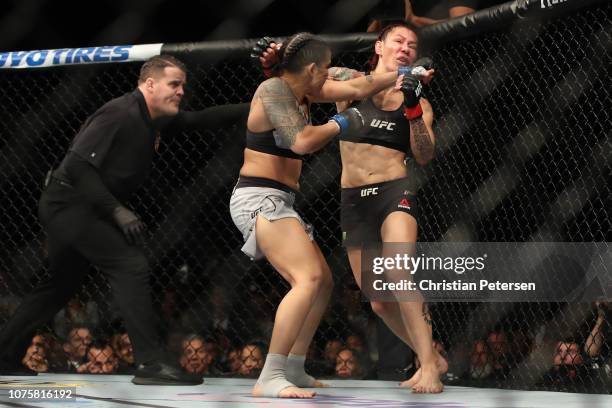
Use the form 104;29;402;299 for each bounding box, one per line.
112;206;146;245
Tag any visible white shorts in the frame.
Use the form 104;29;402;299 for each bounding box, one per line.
230;185;314;260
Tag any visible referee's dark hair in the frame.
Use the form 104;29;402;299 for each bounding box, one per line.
138;55;187;84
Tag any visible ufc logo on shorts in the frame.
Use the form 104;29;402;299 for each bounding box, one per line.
370;119;395;131
360;187;378;197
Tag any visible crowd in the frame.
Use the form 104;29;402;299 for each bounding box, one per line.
7;279;610;388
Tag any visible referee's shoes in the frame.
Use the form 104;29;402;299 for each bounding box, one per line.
131;358;203;386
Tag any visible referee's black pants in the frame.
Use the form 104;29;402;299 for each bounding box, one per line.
0;182;161;366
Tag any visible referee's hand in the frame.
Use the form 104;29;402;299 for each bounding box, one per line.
112;206;146;245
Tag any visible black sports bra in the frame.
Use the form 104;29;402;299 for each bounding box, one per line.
245;128;302;159
339;98;413;156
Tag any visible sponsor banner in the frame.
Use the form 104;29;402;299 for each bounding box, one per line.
0;43;163;69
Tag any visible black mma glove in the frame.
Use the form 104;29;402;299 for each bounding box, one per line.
399;57;435;120
250;36;280;78
329;108;365;134
401;73;423;108
112;206;146;245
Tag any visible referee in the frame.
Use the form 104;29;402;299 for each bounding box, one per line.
0;55;248;385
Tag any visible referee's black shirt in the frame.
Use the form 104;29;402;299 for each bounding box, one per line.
57;89;158;202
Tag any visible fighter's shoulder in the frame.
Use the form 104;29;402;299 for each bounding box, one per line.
255;77;294;99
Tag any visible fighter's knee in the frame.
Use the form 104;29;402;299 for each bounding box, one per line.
293;266;326;289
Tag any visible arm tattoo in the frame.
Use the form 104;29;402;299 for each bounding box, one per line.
365;74;373;83
258;78;306;148
328;67;360;81
411;118;434;158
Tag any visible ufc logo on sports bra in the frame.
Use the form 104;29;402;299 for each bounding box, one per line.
360;187;379;197
370;119;395;131
540;0;567;8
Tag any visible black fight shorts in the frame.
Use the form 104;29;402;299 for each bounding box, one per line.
340;177;418;246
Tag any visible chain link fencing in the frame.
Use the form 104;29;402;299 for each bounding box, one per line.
0;0;610;393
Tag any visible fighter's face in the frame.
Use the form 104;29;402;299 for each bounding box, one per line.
376;27;418;71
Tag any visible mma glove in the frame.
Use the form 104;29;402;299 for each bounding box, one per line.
112;206;146;245
329;108;365;134
250;36;280;78
399;57;435;120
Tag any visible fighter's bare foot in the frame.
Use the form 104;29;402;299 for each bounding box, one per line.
252;382;316;398
400;368;420;388
400;351;448;389
412;365;443;393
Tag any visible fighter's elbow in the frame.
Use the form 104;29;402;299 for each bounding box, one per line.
290;142;310;155
414;152;435;167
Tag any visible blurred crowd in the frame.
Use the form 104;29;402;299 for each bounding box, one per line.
5;269;610;390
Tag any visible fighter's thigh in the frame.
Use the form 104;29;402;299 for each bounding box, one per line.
380;211;418;243
255;216;322;284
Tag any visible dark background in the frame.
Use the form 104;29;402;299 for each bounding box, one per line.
1;0;508;52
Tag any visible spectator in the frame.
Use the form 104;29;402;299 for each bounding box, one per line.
53;297;99;340
554;341;584;367
237;343;265;377
62;325;93;372
111;332;135;374
84;341;119;374
470;339;493;379
321;338;344;375
549;340;585;385
584;301;610;360
448;1;508;18
21;335;49;373
346;333;367;354
36;332;66;372
180;334;214;376
448;0;477;18
226;347;243;374
335;348;369;379
469;330;509;379
203;336;224;374
366;0;508;31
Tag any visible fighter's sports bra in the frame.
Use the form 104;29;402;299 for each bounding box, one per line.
246;97;311;160
339;97;413;157
245;128;302;160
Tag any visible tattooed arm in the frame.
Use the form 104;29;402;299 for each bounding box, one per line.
256;77;339;154
327;67;366;113
410;98;436;166
327;67;363;81
312;69;399;103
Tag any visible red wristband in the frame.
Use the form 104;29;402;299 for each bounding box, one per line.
403;104;423;120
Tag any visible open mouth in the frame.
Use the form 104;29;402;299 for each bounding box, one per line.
397;56;411;65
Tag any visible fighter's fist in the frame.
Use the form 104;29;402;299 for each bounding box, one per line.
250;36;281;78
